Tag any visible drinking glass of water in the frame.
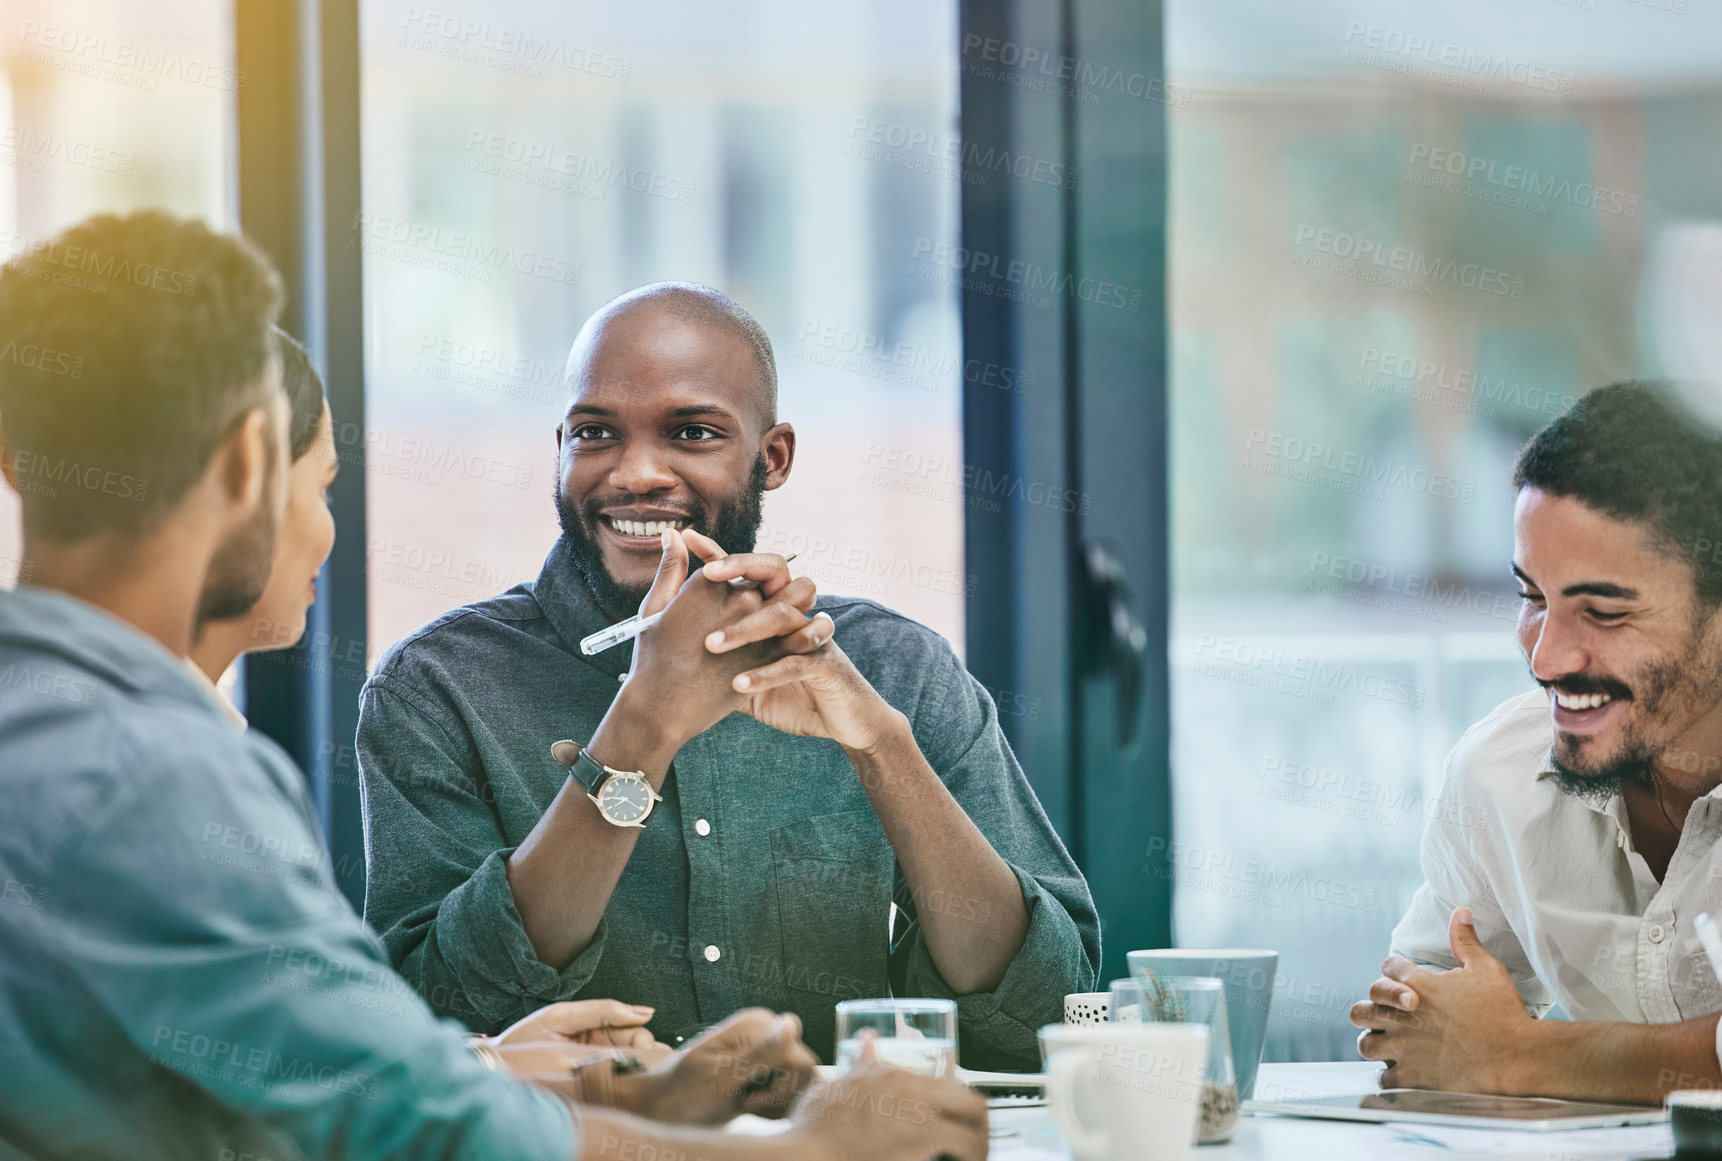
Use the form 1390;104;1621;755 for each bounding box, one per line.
834;998;958;1077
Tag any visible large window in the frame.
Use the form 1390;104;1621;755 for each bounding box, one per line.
0;0;235;587
359;0;964;662
1167;0;1722;1059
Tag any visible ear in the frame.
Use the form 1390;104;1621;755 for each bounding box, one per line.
554;421;565;454
0;433;17;493
761;422;795;491
213;408;275;510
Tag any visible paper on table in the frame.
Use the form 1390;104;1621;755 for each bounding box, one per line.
989;1139;1066;1161
726;1114;794;1136
1389;1122;1673;1158
730;1112;1067;1159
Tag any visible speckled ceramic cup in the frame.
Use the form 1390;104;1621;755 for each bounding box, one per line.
1063;992;1111;1025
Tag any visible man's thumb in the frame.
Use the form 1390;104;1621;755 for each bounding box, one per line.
1448;907;1489;967
641;528;689;617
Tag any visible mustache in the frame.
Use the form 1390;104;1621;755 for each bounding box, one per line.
1539;674;1634;701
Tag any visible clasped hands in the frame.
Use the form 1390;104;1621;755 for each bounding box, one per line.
474;1001;989;1156
620;528;904;755
1350;907;1543;1094
481;1002;815;1123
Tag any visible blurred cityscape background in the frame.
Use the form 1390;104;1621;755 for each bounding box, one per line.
5;0;1722;1061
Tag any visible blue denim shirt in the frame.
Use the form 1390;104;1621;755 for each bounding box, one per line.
0;587;573;1161
357;539;1099;1069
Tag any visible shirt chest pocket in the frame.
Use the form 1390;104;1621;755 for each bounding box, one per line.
769;809;895;1011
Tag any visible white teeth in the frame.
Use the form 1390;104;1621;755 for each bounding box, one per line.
610;517;684;537
1554;690;1613;711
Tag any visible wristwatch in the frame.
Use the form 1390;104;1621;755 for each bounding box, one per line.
552;739;661;828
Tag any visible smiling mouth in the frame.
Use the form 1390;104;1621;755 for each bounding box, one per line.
601;515;690;538
1553;689;1615;711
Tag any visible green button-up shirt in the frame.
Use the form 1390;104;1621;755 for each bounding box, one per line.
0;588;574;1161
358;539;1099;1069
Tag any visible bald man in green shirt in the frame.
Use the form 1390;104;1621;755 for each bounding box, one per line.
358;283;1098;1070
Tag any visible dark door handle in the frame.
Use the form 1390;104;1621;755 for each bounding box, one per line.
1081;540;1148;749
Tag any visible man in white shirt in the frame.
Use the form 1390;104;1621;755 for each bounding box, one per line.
1352;380;1722;1102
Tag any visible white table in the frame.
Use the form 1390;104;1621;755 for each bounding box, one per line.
989;1062;1674;1161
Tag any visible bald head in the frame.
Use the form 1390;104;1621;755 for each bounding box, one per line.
564;282;777;427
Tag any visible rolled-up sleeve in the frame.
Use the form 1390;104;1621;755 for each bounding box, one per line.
900;861;1095;1065
889;643;1100;1069
58;736;576;1161
358;683;604;1032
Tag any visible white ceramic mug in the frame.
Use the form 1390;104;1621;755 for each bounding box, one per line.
1038;1022;1209;1161
1062;992;1111;1025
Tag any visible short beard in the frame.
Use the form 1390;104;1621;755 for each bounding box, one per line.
1546;644;1717;806
556;454;770;618
1548;744;1657;806
196;502;279;626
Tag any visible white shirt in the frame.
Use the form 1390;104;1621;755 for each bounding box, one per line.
180;656;248;730
1392;690;1722;1062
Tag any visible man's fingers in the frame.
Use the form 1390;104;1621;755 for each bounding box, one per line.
498;998;655;1043
923;1084;992;1161
634;1040;675;1066
740;1073;802;1119
579;998;657;1030
932;1082;991;1130
785;577;818;613
577;1025;660;1049
701;552;797;597
1369;973;1419;1010
1448;906;1491;969
1380;955;1433;992
1355;1027;1398;1062
693;1007;776;1051
679;527;730;565
920;1120;989;1161
640;529;690;617
737;1019;817;1118
732;651;828;693
1350;1001;1418;1032
775;612;834;656
706;602;811;654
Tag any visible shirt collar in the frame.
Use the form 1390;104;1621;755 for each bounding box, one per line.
529;537;637;681
0;586;233;720
179;657;249;730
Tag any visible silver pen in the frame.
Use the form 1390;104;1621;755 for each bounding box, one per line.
578;553;798;656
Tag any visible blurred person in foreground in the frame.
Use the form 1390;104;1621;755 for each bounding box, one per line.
1353;381;1722;1103
356;282;1098;1070
187;329;666;1071
0;210;987;1161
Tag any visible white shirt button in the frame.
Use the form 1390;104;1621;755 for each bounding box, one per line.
695;818;711;837
1650;924;1666;944
703;944;721;963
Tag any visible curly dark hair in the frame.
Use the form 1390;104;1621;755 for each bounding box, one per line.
1513;380;1722;606
0;210;284;542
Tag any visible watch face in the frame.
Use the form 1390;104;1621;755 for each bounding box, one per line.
599;774;653;824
